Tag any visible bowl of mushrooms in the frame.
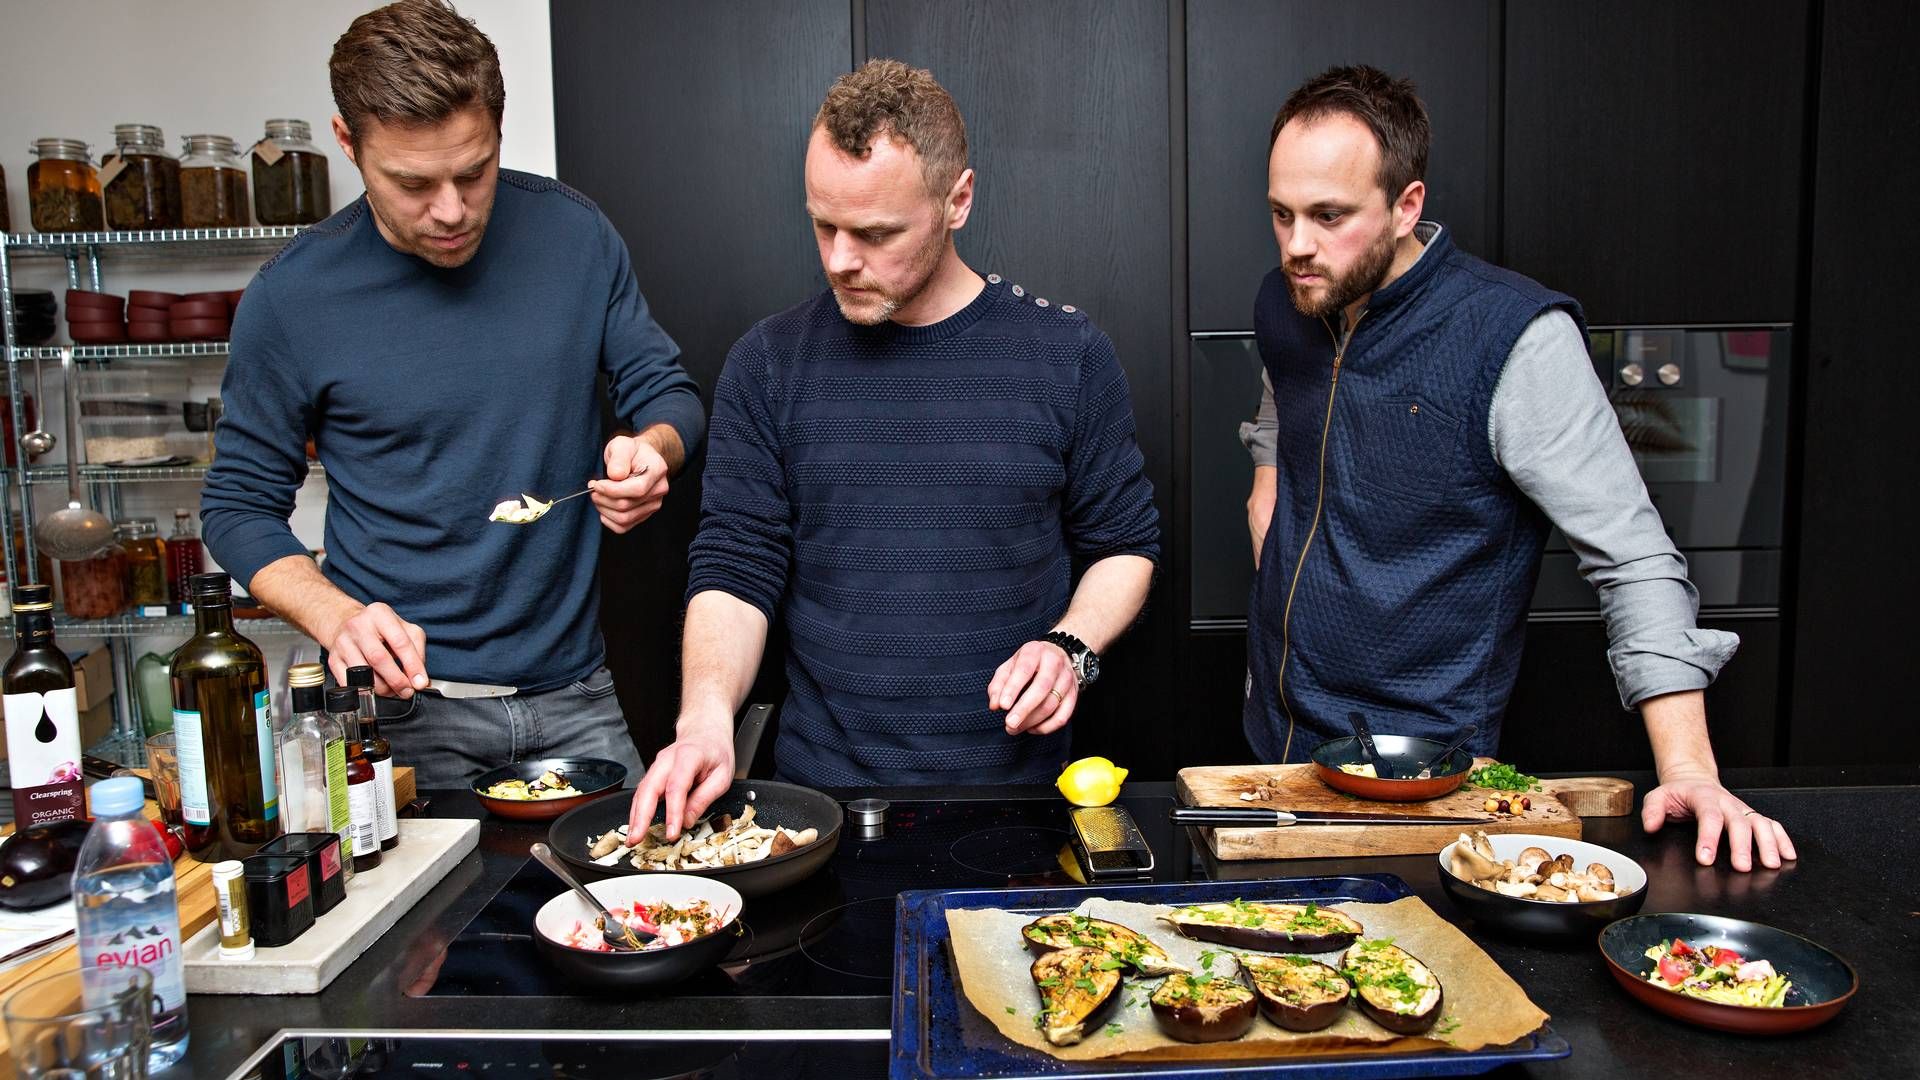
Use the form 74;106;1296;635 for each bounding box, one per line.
1437;831;1648;937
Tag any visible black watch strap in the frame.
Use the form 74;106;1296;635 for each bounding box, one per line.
1043;631;1099;687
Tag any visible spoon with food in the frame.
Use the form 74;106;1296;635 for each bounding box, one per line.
489;468;647;525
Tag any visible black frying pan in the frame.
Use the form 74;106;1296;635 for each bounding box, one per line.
548;779;841;898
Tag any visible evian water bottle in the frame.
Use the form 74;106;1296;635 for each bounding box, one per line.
73;776;189;1070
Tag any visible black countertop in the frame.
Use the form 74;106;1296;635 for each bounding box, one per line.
178;766;1920;1079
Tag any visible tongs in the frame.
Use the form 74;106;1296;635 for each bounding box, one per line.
1169;806;1486;828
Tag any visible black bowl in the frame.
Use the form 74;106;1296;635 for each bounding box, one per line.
472;757;627;821
549;779;841;898
532;873;744;991
13;289;56;314
1310;734;1475;801
1599;912;1858;1034
1437;833;1647;937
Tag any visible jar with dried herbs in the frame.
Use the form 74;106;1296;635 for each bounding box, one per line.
59;546;129;620
116;519;168;608
0;163;11;233
102;123;181;231
179;134;251;228
251;119;330;226
26;138;105;233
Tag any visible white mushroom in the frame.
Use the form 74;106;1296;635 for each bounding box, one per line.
1469;830;1498;861
1585;862;1615;887
1516;846;1551;875
1494;880;1539;898
1575;885;1618;903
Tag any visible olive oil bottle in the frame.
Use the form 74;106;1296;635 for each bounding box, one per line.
172;572;279;861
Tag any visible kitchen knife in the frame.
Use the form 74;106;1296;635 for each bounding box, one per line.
1169;806;1487;828
423;679;517;699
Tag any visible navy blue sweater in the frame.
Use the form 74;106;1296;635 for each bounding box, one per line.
688;277;1160;786
202;170;705;691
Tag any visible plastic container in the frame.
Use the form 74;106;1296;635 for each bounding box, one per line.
73;776;190;1070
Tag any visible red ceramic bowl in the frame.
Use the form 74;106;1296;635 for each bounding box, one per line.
128;307;171;324
168;318;230;341
1599;913;1858;1035
65;308;130;324
128;290;180;308
168;299;229;320
226;289;247;310
182;291;232;306
68;322;129;344
64;288;125;312
127;322;170;343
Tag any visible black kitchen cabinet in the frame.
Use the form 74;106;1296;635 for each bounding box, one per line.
1186;0;1501;332
1502;1;1811;324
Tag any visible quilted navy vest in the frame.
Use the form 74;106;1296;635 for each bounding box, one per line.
1243;225;1585;763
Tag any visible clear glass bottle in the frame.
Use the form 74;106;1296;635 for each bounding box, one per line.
73;776;190;1071
118;517;168;608
26;138;104;233
171;572;278;862
251;119;331;226
279;664;354;885
346;666;398;850
167;508;203;611
179;134;251;228
102;123;182;230
329;686;382;872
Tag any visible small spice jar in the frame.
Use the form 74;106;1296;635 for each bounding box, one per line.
258;832;346;916
179;134;251;228
241;853;315;947
116;518;168;609
250;119;331;226
102;124;182;231
26;138;105;233
58;545;129;620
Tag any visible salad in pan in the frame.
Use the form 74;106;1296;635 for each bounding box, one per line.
1643;938;1791;1008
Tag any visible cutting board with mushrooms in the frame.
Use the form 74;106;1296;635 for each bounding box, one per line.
1175;760;1629;861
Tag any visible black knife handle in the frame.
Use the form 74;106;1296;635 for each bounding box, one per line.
1169;806;1284;827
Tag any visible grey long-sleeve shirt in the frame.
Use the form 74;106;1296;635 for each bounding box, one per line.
1240;242;1737;710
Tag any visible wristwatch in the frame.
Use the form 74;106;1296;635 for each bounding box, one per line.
1043;631;1101;688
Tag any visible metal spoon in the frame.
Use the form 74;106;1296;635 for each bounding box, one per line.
492;486;592;525
34;349;116;561
528;842;653;949
1345;710;1391;779
18;352;55;460
1412;724;1479;780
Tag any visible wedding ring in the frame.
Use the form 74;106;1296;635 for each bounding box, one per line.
1048;688;1064;704
1741;809;1759;817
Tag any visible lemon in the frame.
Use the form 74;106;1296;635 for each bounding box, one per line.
1056;756;1128;807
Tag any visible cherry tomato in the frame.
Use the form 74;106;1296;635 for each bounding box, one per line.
1657;954;1693;985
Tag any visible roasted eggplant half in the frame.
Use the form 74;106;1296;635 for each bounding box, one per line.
1240;953;1352;1032
1031;946;1125;1046
1148;972;1258;1043
1021;913;1184;976
1163;901;1364;953
1340;940;1445;1034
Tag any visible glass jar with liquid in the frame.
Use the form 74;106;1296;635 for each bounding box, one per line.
179;135;251;228
26;138;105;233
103;123;182;231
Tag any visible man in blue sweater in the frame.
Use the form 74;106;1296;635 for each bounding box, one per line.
201;0;704;786
629;60;1160;838
1240;65;1793;871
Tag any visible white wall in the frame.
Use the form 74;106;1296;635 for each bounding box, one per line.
0;0;554;693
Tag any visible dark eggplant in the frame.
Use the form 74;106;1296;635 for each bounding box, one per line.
0;819;91;911
1162;901;1364;953
1021;913;1183;976
1149;972;1258;1042
1340;940;1445;1034
1031;946;1124;1046
1240;953;1352;1032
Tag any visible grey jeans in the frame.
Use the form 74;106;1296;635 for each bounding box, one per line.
373;665;644;789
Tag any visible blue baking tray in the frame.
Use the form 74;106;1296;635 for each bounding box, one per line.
891;874;1569;1079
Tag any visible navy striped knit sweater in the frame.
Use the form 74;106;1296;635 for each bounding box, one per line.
687;276;1160;785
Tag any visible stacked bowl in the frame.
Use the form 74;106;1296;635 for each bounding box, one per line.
64;289;127;344
10;289;57;347
127;290;179;343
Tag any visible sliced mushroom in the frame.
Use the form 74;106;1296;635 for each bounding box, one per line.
1585;862;1614;886
1575;885;1618;902
589;831;624;859
1516;846;1551;875
1450;840;1504;882
1493;880;1538;898
1532;884;1571;902
1469;830;1498;861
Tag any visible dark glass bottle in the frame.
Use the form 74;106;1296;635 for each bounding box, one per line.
345;666;397;851
328;686;381;872
172;573;279;862
3;585;84;827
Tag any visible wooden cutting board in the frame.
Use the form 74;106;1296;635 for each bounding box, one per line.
1176;758;1582;860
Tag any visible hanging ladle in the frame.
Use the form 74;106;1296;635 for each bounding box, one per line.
34;348;116;561
18;351;55;460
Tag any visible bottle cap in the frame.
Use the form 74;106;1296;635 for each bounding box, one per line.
10;584;52;611
89;776;144;815
287;663;325;689
345;666;374;690
325;686;360;713
188;572;231;599
219;939;256;962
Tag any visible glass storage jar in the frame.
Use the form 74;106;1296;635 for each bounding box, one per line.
0;162;11;233
179;134;251;228
59;545;129;620
116;518;168;608
251;119;330;226
26;138;105;233
102;123;182;230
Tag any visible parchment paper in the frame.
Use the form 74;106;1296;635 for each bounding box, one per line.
945;895;1548;1063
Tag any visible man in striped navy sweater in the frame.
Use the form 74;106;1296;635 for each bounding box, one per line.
630;60;1160;836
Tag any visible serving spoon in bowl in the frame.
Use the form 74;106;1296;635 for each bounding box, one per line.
530;842;653;949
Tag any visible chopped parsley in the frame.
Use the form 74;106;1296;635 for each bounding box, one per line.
1198;950;1218;973
1104;1022;1125;1037
1005;1005;1016;1016
1073;977;1098;993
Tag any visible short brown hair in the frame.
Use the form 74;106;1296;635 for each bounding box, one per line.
330;0;506;143
814;59;968;195
1270;65;1429;203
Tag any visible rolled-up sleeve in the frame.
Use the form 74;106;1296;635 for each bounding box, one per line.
1063;329;1160;563
684;334;791;619
1492;310;1740;708
201;284;313;591
598;215;705;460
1238;369;1278;468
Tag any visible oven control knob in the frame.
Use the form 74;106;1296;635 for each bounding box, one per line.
1620;363;1645;387
1657;362;1682;386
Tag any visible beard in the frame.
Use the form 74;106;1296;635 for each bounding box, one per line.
830;224;949;325
1286;223;1396;320
366;190;494;269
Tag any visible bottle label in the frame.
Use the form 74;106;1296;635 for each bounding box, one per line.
77;875;186;1012
349;781;379;859
3;688;85;827
174;708;211;827
254;690;278;821
373;756;398;841
325;740;352;862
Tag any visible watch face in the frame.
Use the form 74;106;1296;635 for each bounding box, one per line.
1080;651;1100;685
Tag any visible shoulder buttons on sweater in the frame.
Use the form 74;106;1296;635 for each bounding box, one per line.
987;273;1002;284
1012;284;1025;297
1062;305;1076;313
1034;297;1049;307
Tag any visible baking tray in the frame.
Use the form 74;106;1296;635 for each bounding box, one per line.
891;874;1569;1079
